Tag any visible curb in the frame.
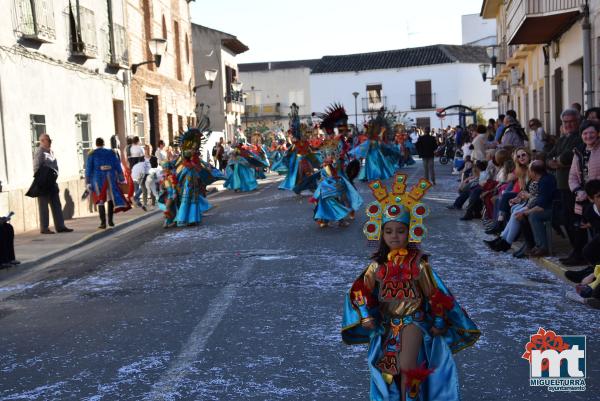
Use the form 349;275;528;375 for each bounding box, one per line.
535;256;571;284
1;175;282;283
0;209;162;283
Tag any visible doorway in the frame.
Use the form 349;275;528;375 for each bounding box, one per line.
145;94;159;148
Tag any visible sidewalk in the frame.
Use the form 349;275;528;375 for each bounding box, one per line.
0;175;270;278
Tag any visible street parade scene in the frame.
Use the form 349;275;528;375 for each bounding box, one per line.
0;0;599;400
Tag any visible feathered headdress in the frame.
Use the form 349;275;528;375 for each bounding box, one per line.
173;104;211;153
365;108;391;141
363;173;432;244
317;103;348;135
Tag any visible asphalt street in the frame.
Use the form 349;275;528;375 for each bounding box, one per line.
0;162;598;401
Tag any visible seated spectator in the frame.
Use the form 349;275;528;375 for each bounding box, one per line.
459;150;501;221
585;107;600;123
485;158;516;229
471;124;488;161
480;149;511;220
447;160;487;211
566;179;600;283
485;160;545;252
516;161;557;257
0;213;19;268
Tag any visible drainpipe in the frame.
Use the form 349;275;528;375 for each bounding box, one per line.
583;1;593;109
543;45;551;132
0;71;8;185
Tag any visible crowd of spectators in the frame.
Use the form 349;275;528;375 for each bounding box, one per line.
446;105;600;308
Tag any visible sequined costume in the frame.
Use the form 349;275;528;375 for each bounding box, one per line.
224;146;259;192
349;111;400;182
342;174;479;401
279;103;321;193
158;161;179;226
310;136;363;227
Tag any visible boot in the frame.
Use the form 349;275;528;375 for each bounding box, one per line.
98;205;107;229
107;201;115;227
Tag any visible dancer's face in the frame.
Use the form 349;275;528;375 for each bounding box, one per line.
383;221;409;250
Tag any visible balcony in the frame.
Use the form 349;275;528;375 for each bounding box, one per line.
107;24;129;68
225;91;244;114
506;0;584;45
15;0;56;43
245;103;281;119
361;97;387;112
410;93;436;110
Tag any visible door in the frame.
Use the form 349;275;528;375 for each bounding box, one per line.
415;81;432;109
145;94;159;148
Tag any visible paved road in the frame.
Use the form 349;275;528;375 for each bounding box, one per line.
0;162;597;400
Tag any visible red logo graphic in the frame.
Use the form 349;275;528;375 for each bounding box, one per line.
522;328;570;372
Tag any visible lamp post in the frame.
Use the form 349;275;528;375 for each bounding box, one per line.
131;38;167;74
193;69;218;92
352;91;359;131
479;63;491;82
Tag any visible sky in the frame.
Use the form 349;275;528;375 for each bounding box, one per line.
190;0;486;64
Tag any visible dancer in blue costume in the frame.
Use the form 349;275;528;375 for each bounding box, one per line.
158;160;179;228
166;109;223;227
310;137;363;228
279;103;321;193
268;140;289;175
342;174;479;401
224;144;260;192
350;110;400;182
85;137;131;229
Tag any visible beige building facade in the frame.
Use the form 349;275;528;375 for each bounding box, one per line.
481;0;599;134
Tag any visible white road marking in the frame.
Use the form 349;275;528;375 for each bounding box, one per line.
146;259;257;400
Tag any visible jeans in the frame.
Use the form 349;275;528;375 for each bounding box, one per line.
528;209;553;249
134;175;148;206
501;203;527;244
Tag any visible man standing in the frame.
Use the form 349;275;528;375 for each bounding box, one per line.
416;127;438;185
32;134;72;234
216;137;225;171
547;108;585;265
86;137;131;229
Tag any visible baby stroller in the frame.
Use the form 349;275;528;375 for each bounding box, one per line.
435;138;455;165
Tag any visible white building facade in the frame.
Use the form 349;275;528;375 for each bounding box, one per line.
239;60;318;131
310;45;498;130
0;0;131;232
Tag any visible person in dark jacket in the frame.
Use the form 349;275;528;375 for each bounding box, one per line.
547;108;585;265
0;212;19;268
32;134;72;234
517;161;557;257
416;128;438;184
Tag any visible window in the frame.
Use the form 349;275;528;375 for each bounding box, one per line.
133;112;145;143
415;117;431;131
68;3;97;58
367;84;382;107
173;20;182;80
185;33;190;64
15;0;56;42
30;114;46;155
75;114;92;177
107;0;128;67
167;113;173;145
178;115;184;134
414;81;433;109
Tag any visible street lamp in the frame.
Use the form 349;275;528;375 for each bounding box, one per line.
193;69;218;92
352;91;359;131
131;38;167;74
479;63;491;81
